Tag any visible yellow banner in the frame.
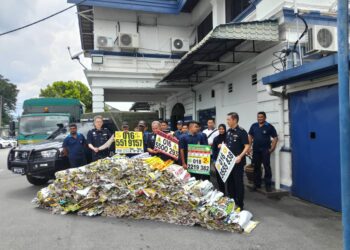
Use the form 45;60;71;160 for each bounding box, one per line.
115;131;144;154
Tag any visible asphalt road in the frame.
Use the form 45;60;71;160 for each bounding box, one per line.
0;148;343;250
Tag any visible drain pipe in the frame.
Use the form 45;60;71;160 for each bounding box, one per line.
337;0;350;248
191;86;197;120
266;84;284;191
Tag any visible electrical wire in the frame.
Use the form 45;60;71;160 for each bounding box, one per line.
0;0;87;37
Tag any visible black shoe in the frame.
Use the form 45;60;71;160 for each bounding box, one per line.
252;185;261;191
265;186;272;192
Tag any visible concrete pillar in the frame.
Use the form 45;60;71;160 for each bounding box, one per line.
210;0;226;27
91;87;104;112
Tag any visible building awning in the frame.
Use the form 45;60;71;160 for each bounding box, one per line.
68;0;199;14
130;102;151;111
158;20;279;85
262;54;344;88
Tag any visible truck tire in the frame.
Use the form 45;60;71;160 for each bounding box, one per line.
26;175;49;186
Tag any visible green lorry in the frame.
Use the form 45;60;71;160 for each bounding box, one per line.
18;98;84;144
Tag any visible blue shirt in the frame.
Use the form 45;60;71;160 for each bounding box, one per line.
248;122;277;151
179;133;208;163
63;133;86;160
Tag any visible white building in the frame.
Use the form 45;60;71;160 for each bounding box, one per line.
69;0;340;208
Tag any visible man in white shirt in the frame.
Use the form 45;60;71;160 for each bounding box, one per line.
203;118;219;146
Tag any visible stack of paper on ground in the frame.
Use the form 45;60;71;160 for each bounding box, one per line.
33;156;258;233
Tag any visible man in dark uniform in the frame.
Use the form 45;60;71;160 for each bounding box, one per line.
179;120;209;181
62;123;87;168
138;120;150;152
248;111;278;192
174;120;183;140
225;112;250;210
146;121;172;161
87;115;112;161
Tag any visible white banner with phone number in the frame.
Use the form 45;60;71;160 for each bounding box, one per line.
215;143;236;183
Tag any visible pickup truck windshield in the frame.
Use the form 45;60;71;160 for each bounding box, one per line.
19;115;70;136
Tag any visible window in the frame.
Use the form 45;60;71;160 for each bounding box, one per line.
197;12;213;43
198;94;202;102
225;0;251;22
251;73;258;85
211;89;215;98
228;83;233;93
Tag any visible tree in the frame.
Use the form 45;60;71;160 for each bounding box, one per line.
0;75;19;125
40;81;92;112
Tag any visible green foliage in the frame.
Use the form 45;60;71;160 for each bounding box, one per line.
0;75;19;125
40;81;92;112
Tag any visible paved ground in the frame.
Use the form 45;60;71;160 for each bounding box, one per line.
0;148;343;250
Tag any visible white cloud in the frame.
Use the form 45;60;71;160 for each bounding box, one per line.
0;0;90;115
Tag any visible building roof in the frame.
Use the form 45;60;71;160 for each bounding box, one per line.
262;53;343;88
158;20;279;84
68;0;198;14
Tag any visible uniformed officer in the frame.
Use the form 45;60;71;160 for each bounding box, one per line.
174;120;183;140
248;111;278;192
62;123;87;168
138;120;150;152
179;120;209;181
146;121;172;161
87;115;112;161
225;112;249;210
160;120;172;134
122;121;129;132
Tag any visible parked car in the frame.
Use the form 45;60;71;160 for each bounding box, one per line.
7;122;94;185
0;137;15;148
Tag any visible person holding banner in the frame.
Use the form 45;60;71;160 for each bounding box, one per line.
212;124;227;193
138;120;150;151
146;121;173;161
87;115;113;161
179;120;209;181
225;112;250;210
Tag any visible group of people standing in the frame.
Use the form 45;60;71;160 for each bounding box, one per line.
62;111;278;211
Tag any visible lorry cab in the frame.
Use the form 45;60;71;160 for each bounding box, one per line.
18;98;85;145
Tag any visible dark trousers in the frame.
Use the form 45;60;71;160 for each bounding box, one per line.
190;172;210;181
69;157;87;168
215;165;225;194
92;149;110;161
253;149;272;187
226;163;245;209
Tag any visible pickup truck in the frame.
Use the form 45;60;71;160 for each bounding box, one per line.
7;122;94;185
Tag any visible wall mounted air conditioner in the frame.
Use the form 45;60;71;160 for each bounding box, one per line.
171;37;190;53
118;33;139;50
305;25;338;54
96;36;114;49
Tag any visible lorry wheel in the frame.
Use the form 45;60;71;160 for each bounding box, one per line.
26;175;49;186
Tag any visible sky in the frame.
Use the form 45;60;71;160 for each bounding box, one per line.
0;0;133;116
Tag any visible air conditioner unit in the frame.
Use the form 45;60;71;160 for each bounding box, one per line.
96;36;114;49
118;33;139;49
305;25;337;54
171;37;190;53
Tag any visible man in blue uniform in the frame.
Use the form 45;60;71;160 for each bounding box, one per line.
87;115;112;161
248;111;278;192
179;120;209;181
138;120;150;152
226;112;250;210
174;120;183;140
62;123;87;168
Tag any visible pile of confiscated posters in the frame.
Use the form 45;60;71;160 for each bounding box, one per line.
33;155;258;233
